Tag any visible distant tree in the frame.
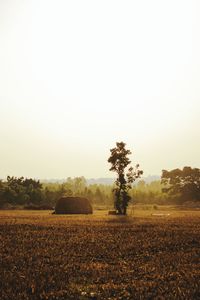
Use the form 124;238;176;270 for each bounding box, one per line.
73;176;87;195
95;187;104;204
108;142;143;215
2;176;43;205
161;167;200;203
62;176;87;196
23;177;43;204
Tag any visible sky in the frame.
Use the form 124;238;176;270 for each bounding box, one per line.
0;0;200;179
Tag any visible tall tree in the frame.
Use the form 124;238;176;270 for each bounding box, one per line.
108;142;143;215
161;167;200;203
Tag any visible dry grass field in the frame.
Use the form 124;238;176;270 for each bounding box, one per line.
0;209;200;300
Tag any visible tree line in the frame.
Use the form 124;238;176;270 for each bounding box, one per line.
0;142;199;210
0;172;199;209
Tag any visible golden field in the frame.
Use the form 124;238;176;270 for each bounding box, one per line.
0;209;199;299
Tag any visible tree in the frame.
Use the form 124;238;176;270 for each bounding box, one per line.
161;167;200;203
108;142;143;215
95;187;104;204
2;176;43;205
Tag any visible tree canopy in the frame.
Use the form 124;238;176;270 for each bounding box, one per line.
161;167;200;203
0;176;43;207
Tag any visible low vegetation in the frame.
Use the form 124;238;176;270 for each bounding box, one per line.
0;210;199;299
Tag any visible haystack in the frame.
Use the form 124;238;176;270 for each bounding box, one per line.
55;197;93;214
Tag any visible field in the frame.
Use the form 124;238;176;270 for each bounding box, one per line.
0;209;200;299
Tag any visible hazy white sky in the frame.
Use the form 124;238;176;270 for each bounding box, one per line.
0;0;200;179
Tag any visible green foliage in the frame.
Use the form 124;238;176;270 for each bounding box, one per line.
0;176;43;207
131;180;168;204
2;168;199;209
108;142;143;215
42;178;114;208
161;167;200;203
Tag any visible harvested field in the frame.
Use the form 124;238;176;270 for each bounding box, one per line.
0;210;200;299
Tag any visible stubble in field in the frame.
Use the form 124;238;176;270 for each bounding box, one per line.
0;210;199;299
